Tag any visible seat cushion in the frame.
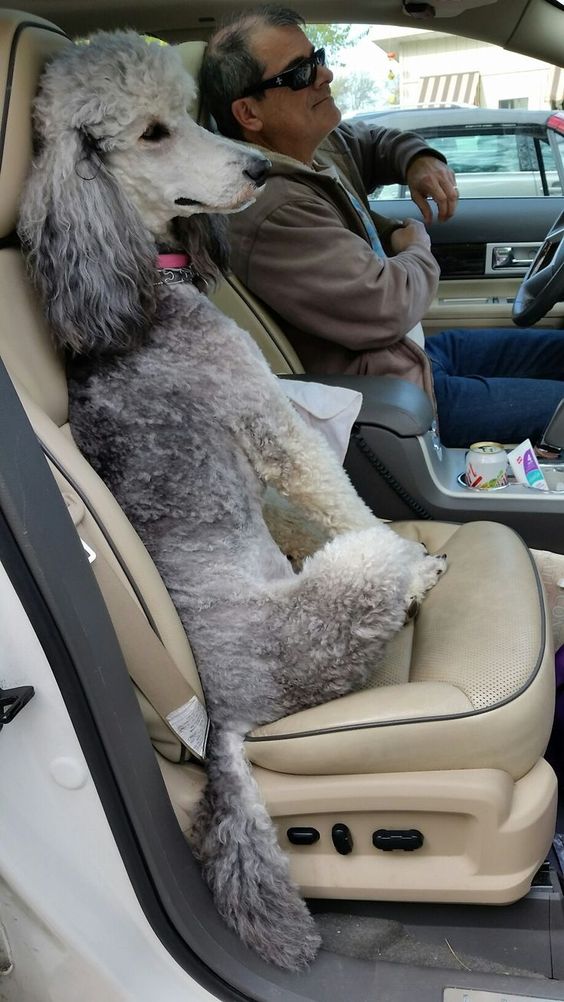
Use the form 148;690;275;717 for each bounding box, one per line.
246;520;554;781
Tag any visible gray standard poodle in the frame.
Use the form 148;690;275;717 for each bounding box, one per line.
19;32;446;971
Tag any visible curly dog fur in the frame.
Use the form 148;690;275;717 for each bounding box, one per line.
19;32;446;970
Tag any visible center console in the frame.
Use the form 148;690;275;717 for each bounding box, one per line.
290;373;564;553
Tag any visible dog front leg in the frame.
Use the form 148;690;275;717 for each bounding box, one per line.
239;388;378;538
267;525;446;708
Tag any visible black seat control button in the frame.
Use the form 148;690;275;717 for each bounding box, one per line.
287;827;320;846
372;828;424;852
332;823;354;855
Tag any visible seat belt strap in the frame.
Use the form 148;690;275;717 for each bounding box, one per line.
59;484;209;761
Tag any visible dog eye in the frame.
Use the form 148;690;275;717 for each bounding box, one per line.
140;122;170;142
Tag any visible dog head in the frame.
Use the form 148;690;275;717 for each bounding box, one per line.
18;32;270;355
33;31;270;235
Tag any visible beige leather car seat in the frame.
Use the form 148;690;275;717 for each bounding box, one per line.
0;10;557;907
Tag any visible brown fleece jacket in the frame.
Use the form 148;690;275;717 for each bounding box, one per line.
228;120;444;404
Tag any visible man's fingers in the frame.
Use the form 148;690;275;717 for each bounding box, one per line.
406;157;459;223
410;179;458;222
433;180;457;222
411;189;433;225
441;177;459;220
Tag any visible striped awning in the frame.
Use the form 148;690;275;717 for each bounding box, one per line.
549;66;564;109
418;71;480;107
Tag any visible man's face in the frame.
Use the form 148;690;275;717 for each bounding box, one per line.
241;24;341;161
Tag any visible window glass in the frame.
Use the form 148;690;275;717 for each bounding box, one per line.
307;22;564;198
428;133;523;174
373;129;563;199
499;97;529;109
549;133;564;195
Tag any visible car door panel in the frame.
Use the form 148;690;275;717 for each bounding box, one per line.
375;195;564;332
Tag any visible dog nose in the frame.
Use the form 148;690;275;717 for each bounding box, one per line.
243;156;271;187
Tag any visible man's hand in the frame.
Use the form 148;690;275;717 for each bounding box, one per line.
405;155;458;224
389;219;431;255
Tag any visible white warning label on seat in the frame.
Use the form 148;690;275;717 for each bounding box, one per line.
166;696;209;761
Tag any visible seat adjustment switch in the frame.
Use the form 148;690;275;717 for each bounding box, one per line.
332;823;353;855
287;827;320;846
372;828;424;851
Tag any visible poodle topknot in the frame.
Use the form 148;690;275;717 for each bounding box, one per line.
19;30;446;971
32;32;197;147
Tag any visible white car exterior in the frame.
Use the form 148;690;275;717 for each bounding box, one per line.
0;565;216;1002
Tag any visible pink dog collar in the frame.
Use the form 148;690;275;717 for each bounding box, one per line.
156;253;191;269
155;252;201;289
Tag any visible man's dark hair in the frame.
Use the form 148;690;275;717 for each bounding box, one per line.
199;6;305;139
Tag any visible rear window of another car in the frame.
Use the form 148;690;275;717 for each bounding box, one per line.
372;125;563;200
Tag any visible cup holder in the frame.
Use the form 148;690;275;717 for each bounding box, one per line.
458;466;564;493
457;473;508;491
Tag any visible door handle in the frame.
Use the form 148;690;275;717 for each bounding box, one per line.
486;242;540;274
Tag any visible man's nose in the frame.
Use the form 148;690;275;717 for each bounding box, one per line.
317;63;333;86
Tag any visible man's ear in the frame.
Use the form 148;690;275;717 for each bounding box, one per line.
231;97;264;135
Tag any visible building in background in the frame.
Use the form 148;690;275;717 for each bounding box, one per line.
369;24;564;110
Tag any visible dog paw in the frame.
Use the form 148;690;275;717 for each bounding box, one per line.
406;553;447;612
405;597;420;622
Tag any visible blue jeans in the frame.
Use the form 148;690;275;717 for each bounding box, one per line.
425;327;564;448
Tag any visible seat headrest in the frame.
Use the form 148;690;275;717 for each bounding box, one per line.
176;40;207;122
0;10;70;240
176;40;207;83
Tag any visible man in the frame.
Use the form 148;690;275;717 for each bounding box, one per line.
200;6;564;448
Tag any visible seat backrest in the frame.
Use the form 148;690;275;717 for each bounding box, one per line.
177;40;304;376
0;12;69;423
0;11;205;761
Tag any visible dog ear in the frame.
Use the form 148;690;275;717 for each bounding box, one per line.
172;213;230;288
18;128;158;356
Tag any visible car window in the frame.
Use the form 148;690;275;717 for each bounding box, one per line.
373;128;564;200
430;132;530;174
550;130;564;193
307;22;564;200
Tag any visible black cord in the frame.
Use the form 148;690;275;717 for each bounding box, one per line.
351;426;433;520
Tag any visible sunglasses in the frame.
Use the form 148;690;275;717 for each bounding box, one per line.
241;48;326;99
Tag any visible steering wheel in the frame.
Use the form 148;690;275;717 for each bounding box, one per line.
512;209;564;327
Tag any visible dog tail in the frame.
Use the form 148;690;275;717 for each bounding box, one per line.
190;725;321;970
